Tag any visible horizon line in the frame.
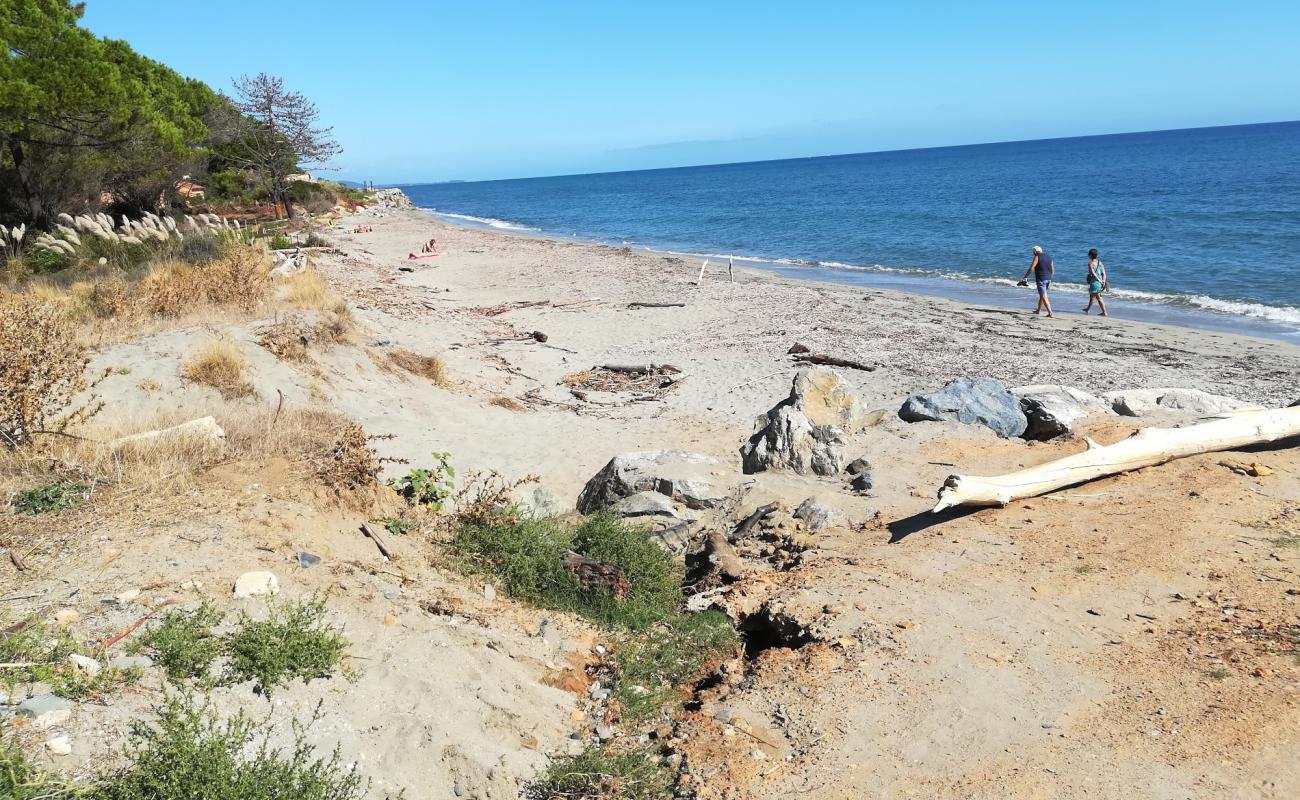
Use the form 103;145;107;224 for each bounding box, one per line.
387;117;1300;188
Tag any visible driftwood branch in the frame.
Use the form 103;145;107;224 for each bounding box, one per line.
359;523;393;559
703;529;745;582
627;302;685;309
790;353;875;372
597;363;681;374
933;406;1300;512
111;417;226;448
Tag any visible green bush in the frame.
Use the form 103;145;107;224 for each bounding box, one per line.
180;232;225;264
11;481;86;514
0;615;137;700
267;234;294;251
449;512;681;630
143;599;224;682
100;694;371;800
24;248;69;275
532;746;672;800
224;597;348;695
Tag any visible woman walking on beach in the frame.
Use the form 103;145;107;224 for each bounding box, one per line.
1082;248;1108;316
1018;245;1055;317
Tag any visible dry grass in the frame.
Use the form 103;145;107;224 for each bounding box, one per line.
280;268;332;309
13;245;272;342
1;405;388;513
385;348;450;387
488;396;525;412
182;339;255;399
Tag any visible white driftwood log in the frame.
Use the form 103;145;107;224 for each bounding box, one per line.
933;406;1300;512
111;416;226;448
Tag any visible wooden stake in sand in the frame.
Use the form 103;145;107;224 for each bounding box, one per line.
695;259;709;285
932;406;1300;512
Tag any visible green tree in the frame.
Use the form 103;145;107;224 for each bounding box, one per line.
0;0;219;223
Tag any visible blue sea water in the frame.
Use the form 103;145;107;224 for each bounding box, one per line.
399;122;1300;343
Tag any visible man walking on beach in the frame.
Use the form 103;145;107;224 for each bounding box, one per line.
1019;245;1055;317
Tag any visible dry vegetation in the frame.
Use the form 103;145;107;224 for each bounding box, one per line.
0;292;102;447
280;267;331;309
384;347;450;387
255;303;356;363
182;339;255;399
488;395;525;412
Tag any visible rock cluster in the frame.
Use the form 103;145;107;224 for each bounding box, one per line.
1102;388;1249;417
1011;384;1110;440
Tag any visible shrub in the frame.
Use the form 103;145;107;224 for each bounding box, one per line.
316;421;383;498
24;248;69;275
143;599;224;682
0;293;99;447
96;694;369;800
224;597;348;696
200;246;268;311
268;234;294;251
450;513;681;630
388;452;454;510
302;233;330;248
182;339;254;399
180;232;224;264
11;481;86;514
532;746;672;800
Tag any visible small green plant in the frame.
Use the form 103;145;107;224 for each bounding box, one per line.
267;234;294;250
379;517;419;537
113;366;132;375
224;596;348;695
11;481;86;515
143;599;225;682
94;694;371;800
0;615;136;700
532;746;673;800
387;452;455;510
302;233;330;248
1207;668;1232;681
613;611;737;723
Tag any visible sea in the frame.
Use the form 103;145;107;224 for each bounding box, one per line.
398;121;1300;344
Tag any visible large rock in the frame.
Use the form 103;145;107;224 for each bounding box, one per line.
1011;384;1110;440
233;571;279;598
899;378;1027;439
793;497;843;531
741;367;865;476
576;451;726;514
1102;388;1249;417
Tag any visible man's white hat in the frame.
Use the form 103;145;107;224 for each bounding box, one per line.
1032;245;1043;253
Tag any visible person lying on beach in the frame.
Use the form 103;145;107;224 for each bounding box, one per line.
407;238;439;260
352;225;372;233
1017;244;1055;317
1082;248;1109;316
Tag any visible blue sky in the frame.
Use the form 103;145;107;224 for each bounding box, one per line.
82;1;1300;184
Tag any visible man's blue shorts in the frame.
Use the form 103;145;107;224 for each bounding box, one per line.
1036;279;1051;295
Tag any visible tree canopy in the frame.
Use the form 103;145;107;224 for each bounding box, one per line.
1;1;239;223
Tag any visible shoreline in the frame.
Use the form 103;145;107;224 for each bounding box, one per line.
417;206;1300;346
332;204;1300;413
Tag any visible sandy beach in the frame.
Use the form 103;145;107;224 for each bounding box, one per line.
4;198;1297;799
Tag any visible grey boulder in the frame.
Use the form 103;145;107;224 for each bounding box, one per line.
793;497;842;531
741;367;867;476
899;378;1028;439
1011;384;1110;440
576;451;726;514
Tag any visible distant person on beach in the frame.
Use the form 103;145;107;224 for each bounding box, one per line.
1017;245;1055;317
407;238;439;259
1082;248;1108;316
